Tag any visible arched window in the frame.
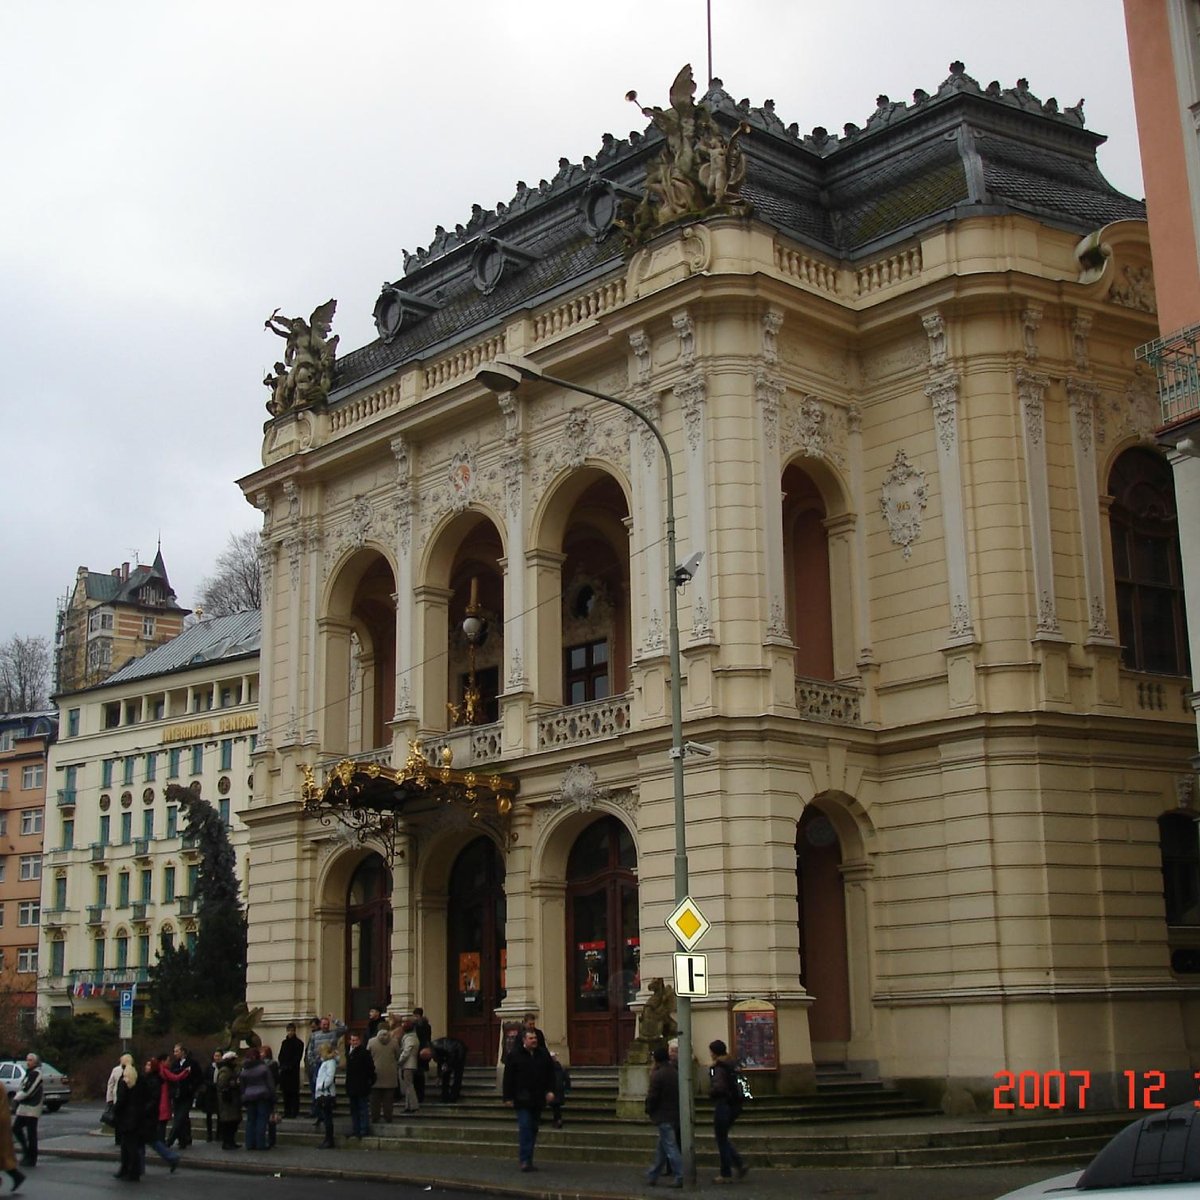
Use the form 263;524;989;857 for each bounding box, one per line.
1108;448;1188;674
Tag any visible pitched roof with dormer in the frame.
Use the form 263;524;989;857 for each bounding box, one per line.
326;61;1145;400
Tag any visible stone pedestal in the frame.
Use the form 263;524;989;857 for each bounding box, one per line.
617;1060;652;1119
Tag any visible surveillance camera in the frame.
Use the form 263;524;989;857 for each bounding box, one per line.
684;740;714;758
674;550;705;586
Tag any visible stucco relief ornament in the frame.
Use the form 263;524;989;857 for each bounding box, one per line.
448;448;475;511
880;450;928;560
926;373;960;453
263;299;339;416
551;762;609;813
1177;775;1198;810
755;370;783;450
629;329;652;385
617;64;751;247
676;376;706;452
949;595;973;639
1072;312;1093;372
1088;596;1111;640
564;408;594;469
785;394;830;461
767;596;787;638
646;608;664;653
1036;590;1060;635
1108;265;1157;314
922;312;947;369
1017;369;1047;447
762;309;783;365
692;595;712;640
1021;304;1042;362
347;495;373;548
673;311;696;369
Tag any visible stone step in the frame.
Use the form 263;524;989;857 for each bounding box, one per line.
278;1110;1133;1169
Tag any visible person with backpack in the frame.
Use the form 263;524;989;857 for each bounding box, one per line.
707;1040;748;1184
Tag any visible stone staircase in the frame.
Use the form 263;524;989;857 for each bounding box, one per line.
278;1064;1129;1169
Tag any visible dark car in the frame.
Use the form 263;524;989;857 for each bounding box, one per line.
0;1060;70;1112
997;1103;1200;1199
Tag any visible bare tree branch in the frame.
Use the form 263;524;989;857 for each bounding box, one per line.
196;530;262;617
0;636;51;711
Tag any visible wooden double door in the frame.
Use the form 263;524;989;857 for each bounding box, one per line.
566;816;639;1065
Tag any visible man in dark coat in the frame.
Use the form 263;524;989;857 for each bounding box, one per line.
643;1046;682;1186
430;1036;467;1103
343;1032;376;1140
276;1023;305;1118
412;1006;432;1103
501;1028;555;1172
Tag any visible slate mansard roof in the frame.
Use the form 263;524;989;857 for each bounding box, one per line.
330;62;1145;399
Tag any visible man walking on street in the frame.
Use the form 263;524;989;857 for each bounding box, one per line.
163;1043;199;1148
502;1028;555;1173
708;1040;747;1184
643;1047;683;1187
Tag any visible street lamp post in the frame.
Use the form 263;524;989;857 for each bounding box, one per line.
476;354;698;1182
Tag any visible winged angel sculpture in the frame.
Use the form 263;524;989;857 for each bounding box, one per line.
619;64;750;245
263;299;340;416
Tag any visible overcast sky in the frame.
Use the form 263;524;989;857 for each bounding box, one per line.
0;0;1145;651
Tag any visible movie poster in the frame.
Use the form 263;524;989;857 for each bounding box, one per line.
458;951;480;1002
577;940;606;1000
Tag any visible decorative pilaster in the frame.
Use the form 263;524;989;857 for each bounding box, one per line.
391;436;418;721
1067;377;1114;644
304;522;322;744
631;395;666;657
674;374;712;641
254;493;277;751
924;363;976;644
756;368;789;642
1017;368;1061;637
387;823;415;1011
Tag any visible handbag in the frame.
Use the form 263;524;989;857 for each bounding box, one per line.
100;1101;116;1127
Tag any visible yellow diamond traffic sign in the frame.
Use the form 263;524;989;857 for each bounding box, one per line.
666;896;711;952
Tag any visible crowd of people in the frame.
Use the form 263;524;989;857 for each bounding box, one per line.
0;1009;749;1186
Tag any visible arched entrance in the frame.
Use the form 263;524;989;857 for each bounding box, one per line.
447;838;506;1065
346;854;392;1035
796;807;851;1056
566;815;639;1065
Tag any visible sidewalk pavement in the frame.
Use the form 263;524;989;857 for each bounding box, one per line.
39;1116;1072;1200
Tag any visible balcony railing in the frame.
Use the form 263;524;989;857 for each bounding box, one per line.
89;843;107;863
42;907;71;924
315;746;394;772
177;895;195;917
133;839;150;858
538;694;631;749
1138;323;1200;427
131;901;148;921
424;723;504;768
795;676;863;726
56;789;76;808
70;966;150;987
86;905;107;925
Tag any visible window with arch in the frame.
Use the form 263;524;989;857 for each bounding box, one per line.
782;463;834;680
1108;448;1189;675
1160;812;1200;926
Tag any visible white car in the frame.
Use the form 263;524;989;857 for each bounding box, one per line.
0;1061;71;1112
997;1104;1200;1199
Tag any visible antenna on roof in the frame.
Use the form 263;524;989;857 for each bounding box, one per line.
126;547;140;565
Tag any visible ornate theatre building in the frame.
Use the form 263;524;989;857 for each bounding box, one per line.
238;64;1198;1107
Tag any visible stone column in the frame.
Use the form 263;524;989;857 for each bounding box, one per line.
316;617;353;757
1017;368;1062;638
388;823;415;1012
413;585;451;733
1067;377;1115;647
527;550;565;708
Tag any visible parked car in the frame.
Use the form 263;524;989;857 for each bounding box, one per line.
997;1103;1200;1199
0;1060;70;1112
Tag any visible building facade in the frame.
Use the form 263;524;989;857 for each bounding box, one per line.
239;64;1196;1107
0;712;55;1032
54;551;189;695
39;612;259;1021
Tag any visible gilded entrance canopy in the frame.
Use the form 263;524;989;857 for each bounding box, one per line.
300;741;518;861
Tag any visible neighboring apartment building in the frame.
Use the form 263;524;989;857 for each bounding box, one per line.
40;612;259;1022
1124;0;1200;765
0;712;55;1031
54;549;189;695
238;62;1195;1108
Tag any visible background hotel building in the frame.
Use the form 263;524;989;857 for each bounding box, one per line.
40;612;259;1021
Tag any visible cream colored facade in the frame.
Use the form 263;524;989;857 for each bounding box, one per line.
239;75;1198;1107
39;618;258;1022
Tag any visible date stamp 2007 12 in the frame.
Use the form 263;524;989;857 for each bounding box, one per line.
993;1069;1189;1112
